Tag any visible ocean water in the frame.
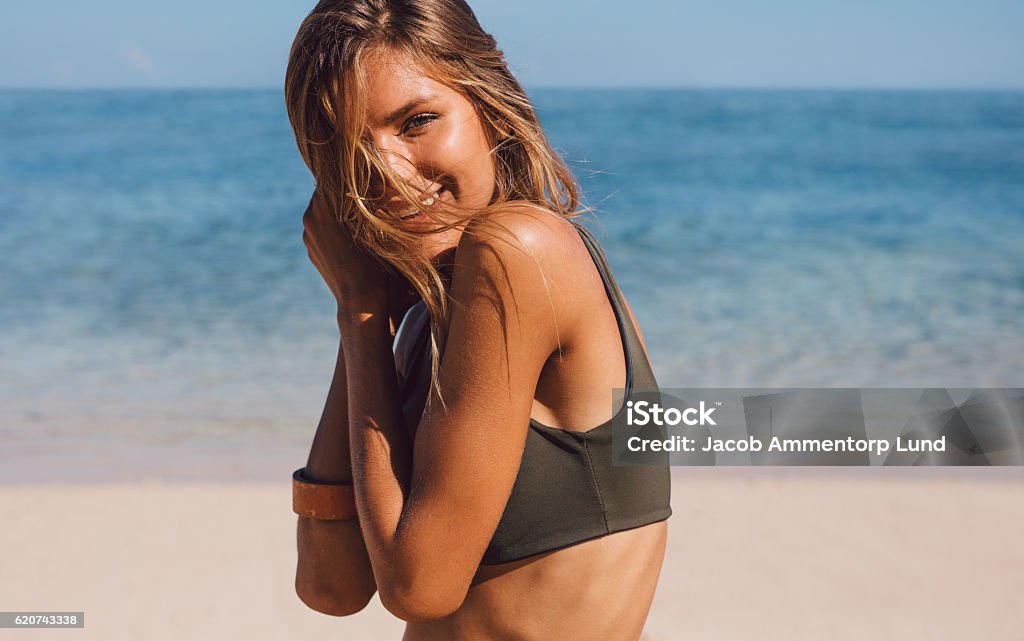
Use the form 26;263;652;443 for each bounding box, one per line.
1;88;1022;450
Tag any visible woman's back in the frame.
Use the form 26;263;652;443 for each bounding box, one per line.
394;212;670;640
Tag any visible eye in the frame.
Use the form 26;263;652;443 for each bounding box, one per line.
400;113;439;135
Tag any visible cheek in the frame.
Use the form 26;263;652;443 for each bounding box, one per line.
435;118;495;202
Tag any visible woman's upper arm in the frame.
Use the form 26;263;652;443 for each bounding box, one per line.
398;210;567;596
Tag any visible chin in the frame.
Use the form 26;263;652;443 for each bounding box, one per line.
415;229;461;266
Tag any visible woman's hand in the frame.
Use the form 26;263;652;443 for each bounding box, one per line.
302;190;389;310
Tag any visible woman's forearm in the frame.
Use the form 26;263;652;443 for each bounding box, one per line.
339;305;436;618
295;333;377;615
305;322;355;482
340;307;414;541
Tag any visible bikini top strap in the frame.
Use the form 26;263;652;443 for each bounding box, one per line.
570;220;658;386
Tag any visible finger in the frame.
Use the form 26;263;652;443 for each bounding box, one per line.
306;239;322;262
307;250;326;276
302;206;314;231
303;231;319;257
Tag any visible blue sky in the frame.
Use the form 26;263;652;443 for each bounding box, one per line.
1;0;1022;89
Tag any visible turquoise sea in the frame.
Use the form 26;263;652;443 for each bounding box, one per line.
1;89;1022;479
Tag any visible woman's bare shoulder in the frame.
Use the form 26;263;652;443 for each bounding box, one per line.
459;202;584;269
453;203;592;344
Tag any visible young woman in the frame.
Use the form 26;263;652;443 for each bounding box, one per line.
285;1;672;639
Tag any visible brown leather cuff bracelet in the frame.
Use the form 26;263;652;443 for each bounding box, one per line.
292;467;358;520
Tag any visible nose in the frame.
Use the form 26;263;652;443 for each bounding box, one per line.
373;142;438;208
380;147;422;188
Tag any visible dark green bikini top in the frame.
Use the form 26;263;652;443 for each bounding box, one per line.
392;221;672;565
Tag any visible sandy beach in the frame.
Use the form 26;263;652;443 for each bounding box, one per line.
2;471;1021;640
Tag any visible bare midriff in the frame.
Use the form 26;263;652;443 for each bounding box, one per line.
402;520;668;641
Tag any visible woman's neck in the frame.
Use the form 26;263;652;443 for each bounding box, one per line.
434;247;457;284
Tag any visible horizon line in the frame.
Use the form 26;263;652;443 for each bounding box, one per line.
1;84;1022;93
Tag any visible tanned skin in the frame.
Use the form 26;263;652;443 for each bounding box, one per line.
296;49;668;641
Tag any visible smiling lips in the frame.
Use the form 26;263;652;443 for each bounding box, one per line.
396;187;444;220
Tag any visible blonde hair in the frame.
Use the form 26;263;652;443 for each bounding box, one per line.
285;0;590;408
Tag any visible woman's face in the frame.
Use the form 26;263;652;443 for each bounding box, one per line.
360;49;498;263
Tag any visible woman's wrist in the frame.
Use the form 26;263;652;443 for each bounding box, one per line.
337;299;390;331
302;461;354;485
